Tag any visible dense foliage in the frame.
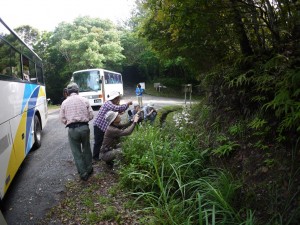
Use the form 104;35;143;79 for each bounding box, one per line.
136;0;300;131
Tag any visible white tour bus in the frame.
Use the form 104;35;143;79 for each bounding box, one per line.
0;18;48;202
71;68;124;108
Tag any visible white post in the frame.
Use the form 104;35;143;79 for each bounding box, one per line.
189;91;192;107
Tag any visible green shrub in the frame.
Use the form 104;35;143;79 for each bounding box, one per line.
120;105;255;224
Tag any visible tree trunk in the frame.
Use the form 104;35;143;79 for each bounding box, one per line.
230;0;254;56
264;0;281;45
246;0;265;53
293;1;300;39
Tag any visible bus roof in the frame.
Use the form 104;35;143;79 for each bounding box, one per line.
73;68;121;75
0;17;43;62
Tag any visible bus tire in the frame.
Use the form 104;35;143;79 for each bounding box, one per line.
33;115;42;149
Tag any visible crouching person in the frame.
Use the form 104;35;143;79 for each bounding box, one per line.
100;111;140;169
143;102;157;125
128;103;144;124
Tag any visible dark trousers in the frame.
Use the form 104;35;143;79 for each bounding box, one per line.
93;125;105;159
68;125;92;179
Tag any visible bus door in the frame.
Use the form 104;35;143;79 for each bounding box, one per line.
100;74;106;103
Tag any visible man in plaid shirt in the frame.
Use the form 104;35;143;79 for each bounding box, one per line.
93;91;132;162
60;83;94;181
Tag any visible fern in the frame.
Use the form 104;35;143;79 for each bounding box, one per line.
248;117;267;130
212;141;240;157
263;54;289;73
228;72;251;88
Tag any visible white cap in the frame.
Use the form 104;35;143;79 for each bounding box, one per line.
105;111;118;125
147;102;154;107
107;91;121;101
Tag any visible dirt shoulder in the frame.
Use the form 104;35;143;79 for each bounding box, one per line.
38;161;142;224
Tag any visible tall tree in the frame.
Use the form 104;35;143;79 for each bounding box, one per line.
15;25;40;49
50;16;125;73
35;16;126;104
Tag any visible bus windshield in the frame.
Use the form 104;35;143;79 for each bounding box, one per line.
73;70;101;92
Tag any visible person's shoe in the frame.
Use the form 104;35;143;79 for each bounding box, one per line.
81;174;89;181
88;168;94;175
106;161;114;169
93;157;100;162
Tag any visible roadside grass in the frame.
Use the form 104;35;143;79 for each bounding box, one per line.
47;104;60;110
119;105;255;224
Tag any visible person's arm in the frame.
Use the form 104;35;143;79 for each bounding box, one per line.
144;107;152;117
107;100;132;112
142;107;147;119
149;109;154;116
116;114;139;136
87;103;94;120
117;121;132;129
81;97;94;121
59;104;67;125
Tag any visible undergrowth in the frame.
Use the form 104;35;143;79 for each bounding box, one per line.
120;86;299;225
120;105;255;224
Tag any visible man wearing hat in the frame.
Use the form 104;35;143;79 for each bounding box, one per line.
128;103;144;123
100;111;140;169
143;102;157;124
93;91;133;162
60;83;94;181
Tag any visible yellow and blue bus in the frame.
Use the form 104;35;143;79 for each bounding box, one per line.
0;18;48;202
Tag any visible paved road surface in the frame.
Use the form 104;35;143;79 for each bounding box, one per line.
2;87;190;224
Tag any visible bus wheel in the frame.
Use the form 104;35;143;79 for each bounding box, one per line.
33;115;42;149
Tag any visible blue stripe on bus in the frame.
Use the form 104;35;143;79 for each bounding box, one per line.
21;84;39;113
23;84;40;154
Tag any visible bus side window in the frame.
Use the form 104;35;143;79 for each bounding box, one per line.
104;73;109;84
36;66;44;84
29;60;37;83
11;49;22;80
22;56;30;81
110;74;115;84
